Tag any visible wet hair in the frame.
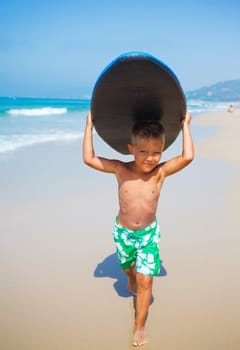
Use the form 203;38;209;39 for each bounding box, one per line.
131;120;165;145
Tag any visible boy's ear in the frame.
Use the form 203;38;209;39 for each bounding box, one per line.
128;143;134;154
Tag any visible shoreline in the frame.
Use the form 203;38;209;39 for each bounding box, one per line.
193;109;240;165
193;110;240;223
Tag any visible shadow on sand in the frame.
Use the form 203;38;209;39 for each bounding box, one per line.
94;252;167;298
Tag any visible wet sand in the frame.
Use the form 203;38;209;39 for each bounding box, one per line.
0;110;240;349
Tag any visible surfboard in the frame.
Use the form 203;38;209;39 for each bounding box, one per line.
91;52;186;154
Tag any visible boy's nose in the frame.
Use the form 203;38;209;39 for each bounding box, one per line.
146;154;153;161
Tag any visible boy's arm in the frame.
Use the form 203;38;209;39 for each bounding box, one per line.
82;111;120;173
161;111;194;177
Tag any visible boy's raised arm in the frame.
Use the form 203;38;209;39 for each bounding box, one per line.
161;111;194;177
82;112;119;173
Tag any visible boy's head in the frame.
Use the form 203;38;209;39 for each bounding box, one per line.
128;120;165;173
130;120;165;146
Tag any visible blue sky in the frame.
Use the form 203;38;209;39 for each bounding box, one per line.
1;0;239;98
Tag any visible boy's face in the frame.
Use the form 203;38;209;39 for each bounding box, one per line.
128;137;163;173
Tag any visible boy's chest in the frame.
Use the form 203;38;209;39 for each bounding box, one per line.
119;178;161;201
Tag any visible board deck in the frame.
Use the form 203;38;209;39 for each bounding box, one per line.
91;52;186;154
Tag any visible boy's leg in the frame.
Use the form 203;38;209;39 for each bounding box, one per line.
133;273;153;346
123;265;137;295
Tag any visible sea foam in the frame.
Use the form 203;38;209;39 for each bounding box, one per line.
0;132;82;154
8;107;67;116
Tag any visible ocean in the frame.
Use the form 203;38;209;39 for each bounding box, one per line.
0;96;228;155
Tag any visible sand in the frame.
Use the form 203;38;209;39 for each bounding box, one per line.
0;110;240;349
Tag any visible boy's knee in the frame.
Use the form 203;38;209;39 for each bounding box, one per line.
137;273;153;290
123;264;136;276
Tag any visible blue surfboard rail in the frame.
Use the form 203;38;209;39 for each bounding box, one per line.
92;52;183;96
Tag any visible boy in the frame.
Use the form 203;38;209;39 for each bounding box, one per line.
83;111;194;346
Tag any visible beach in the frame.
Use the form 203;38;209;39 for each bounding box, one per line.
0;109;240;349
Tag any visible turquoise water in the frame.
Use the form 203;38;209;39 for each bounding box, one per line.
0;97;90;154
0;96;228;155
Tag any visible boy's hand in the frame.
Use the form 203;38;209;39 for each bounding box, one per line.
86;111;94;129
182;111;191;127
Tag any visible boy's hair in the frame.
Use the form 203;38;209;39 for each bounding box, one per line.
131;120;165;145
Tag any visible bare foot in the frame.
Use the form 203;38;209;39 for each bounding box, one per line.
128;276;137;295
132;328;148;347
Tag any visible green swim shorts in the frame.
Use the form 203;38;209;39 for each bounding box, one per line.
112;217;161;276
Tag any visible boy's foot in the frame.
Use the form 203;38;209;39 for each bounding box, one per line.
128;276;137;295
132;328;148;347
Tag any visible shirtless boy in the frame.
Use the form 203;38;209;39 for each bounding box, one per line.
83;111;194;346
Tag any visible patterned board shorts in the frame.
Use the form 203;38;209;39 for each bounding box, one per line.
112;217;161;276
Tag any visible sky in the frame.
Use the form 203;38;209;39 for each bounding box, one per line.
1;0;240;98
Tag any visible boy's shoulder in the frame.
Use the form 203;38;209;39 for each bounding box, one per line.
112;159;134;173
115;160;134;169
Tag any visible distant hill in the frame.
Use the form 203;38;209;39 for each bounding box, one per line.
186;79;240;101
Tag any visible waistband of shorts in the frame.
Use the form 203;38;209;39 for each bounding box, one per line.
115;216;157;234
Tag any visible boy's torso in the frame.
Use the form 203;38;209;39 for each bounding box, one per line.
116;161;165;230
